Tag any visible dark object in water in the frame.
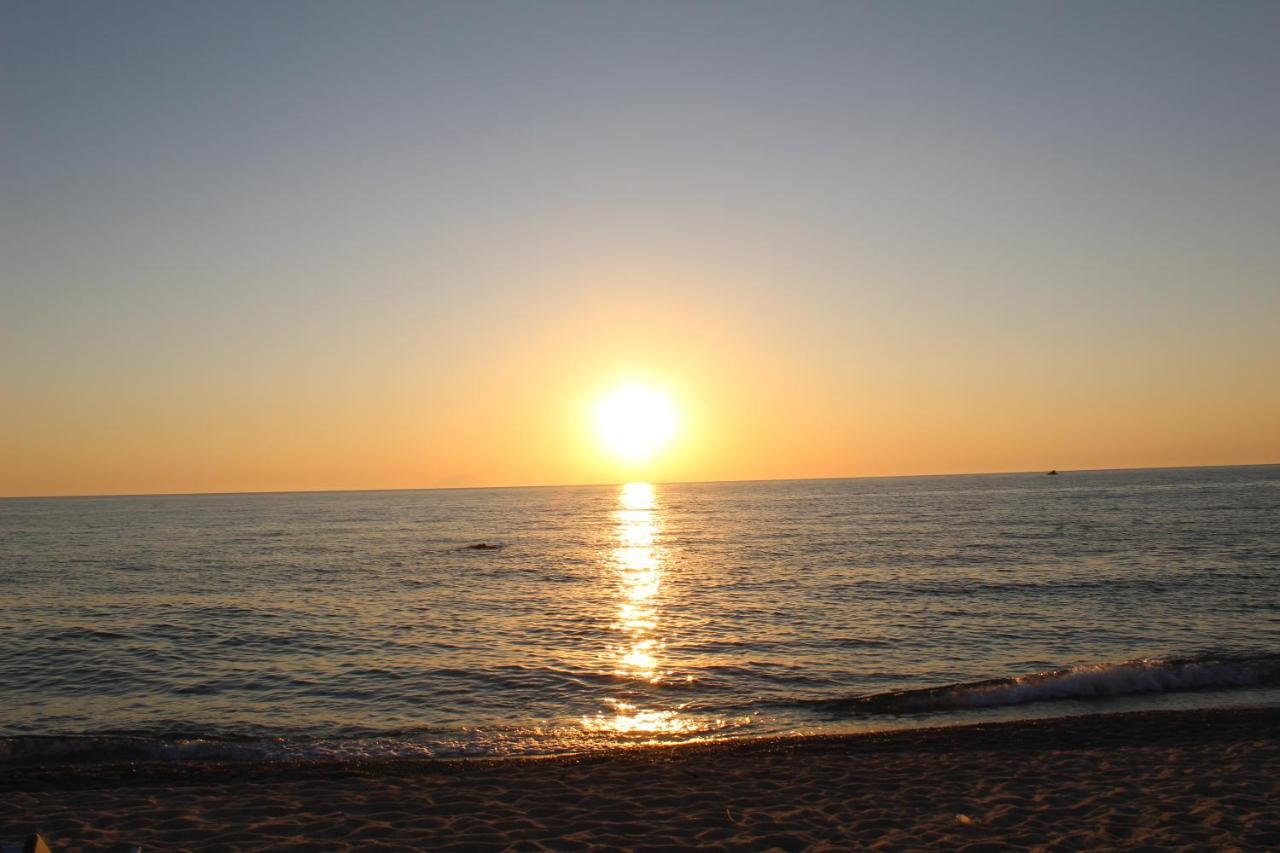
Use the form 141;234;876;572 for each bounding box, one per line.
464;542;503;551
1047;469;1059;475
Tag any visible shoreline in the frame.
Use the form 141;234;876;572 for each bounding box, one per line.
6;706;1278;849
5;705;1278;791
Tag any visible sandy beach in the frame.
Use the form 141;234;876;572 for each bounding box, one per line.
3;707;1277;851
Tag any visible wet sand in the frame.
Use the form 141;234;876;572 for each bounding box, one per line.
3;707;1278;851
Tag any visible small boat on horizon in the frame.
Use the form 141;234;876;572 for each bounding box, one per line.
1047;469;1059;475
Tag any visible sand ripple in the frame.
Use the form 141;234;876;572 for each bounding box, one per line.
3;708;1278;851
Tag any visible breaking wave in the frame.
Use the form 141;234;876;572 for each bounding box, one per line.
814;655;1280;715
5;655;1278;767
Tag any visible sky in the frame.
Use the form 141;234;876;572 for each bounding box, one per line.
2;0;1278;497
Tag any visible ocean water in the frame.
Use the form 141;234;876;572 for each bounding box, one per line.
2;466;1278;764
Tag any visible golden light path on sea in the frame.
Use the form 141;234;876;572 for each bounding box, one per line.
580;482;698;737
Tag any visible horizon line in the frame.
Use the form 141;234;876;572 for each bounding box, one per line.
2;461;1276;501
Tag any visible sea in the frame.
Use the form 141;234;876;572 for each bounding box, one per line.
2;465;1277;765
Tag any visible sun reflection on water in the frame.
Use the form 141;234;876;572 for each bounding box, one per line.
619;481;656;511
580;699;698;735
578;483;749;742
580;482;696;737
612;483;663;683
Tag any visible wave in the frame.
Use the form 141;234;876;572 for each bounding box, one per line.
6;655;1278;767
0;734;298;766
0;727;496;766
0;714;746;767
813;654;1280;715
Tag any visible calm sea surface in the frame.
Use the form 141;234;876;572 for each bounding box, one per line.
2;466;1278;763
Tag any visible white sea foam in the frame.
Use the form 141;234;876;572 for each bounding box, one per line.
840;655;1280;715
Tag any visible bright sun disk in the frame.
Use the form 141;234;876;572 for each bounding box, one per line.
595;385;677;464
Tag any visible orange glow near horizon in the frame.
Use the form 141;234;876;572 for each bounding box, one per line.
2;277;1277;499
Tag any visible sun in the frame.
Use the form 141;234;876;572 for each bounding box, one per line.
595;384;677;464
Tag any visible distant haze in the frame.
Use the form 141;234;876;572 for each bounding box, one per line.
3;1;1278;496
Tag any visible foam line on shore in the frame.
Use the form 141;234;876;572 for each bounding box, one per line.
816;654;1280;715
3;706;1278;794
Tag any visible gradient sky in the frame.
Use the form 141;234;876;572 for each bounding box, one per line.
3;1;1278;496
